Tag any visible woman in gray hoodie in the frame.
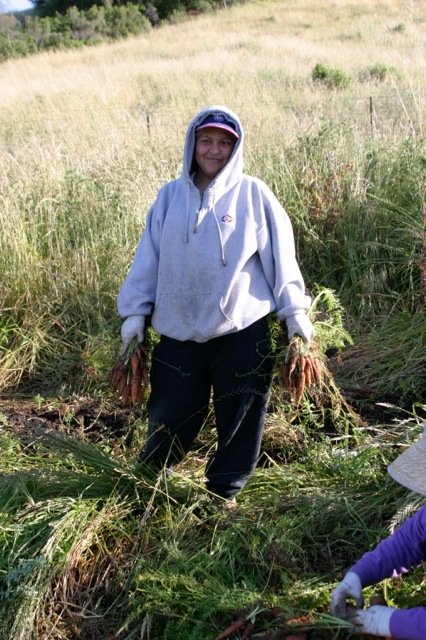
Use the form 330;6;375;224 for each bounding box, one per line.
117;105;314;502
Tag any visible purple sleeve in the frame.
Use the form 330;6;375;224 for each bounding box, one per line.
350;504;426;586
389;608;426;640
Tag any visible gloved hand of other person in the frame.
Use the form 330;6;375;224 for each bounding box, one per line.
286;313;315;344
330;572;364;619
347;605;395;636
120;315;145;357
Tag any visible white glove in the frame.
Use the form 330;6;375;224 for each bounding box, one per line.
330;572;364;618
348;605;395;636
286;313;315;344
120;315;145;357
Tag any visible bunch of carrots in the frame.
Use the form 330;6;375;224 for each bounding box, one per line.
110;338;150;405
281;337;323;406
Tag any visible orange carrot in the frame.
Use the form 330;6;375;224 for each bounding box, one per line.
311;356;322;386
288;343;299;376
136;344;150;386
294;370;306;406
130;352;139;377
304;355;314;385
118;371;128;397
214;616;247;640
121;383;131;405
141;365;149;387
136;383;145;401
111;361;126;387
304;359;312;388
241;622;255;638
130;373;142;405
136;344;149;360
281;363;292;394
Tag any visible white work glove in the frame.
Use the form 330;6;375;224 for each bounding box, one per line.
330;572;364;619
347;605;395;636
286;313;315;344
120;315;145;357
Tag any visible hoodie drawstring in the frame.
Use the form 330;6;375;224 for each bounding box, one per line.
211;187;227;266
184;180;191;243
193;191;204;233
184;183;227;266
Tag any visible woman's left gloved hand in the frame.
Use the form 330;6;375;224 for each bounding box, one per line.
285;313;315;344
347;605;395;636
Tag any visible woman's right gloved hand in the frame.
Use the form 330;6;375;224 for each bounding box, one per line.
120;315;145;357
330;572;364;619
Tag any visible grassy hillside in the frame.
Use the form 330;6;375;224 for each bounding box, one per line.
0;1;426;638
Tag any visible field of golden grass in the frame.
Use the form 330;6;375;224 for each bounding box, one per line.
1;0;425;165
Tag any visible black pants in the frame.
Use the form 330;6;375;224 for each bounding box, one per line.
140;316;273;499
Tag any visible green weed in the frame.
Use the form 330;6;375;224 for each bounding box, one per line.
312;63;353;90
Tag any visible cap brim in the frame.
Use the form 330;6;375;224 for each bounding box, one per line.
388;435;426;495
195;123;239;139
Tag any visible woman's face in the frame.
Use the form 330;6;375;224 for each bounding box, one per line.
194;128;236;183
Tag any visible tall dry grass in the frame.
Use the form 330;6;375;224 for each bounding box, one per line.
1;0;425;149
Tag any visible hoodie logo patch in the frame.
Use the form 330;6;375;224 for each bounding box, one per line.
221;215;233;223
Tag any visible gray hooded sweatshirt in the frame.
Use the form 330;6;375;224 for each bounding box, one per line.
117;105;311;343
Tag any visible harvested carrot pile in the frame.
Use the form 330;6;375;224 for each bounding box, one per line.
213;606;317;640
110;338;150;405
281;337;323;406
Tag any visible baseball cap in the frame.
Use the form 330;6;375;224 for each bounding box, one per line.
195;113;240;139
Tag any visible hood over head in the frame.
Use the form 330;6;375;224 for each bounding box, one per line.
183;105;244;189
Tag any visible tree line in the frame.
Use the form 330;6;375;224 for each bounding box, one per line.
0;0;233;61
